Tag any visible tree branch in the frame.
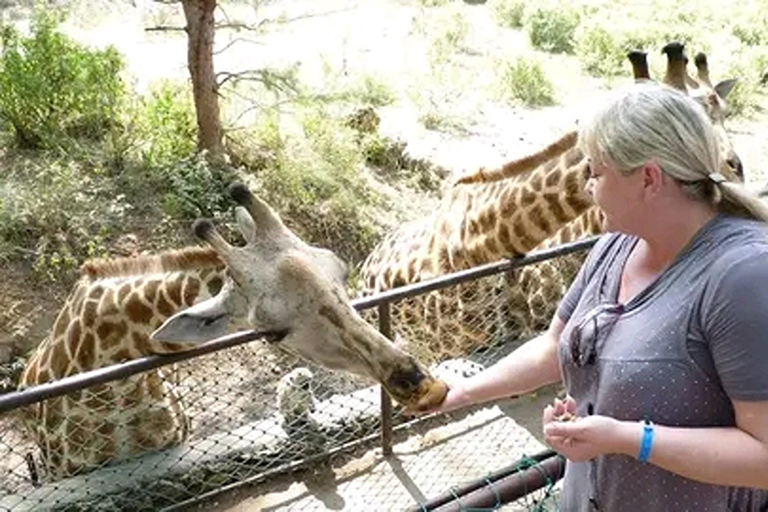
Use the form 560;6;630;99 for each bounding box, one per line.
145;26;187;32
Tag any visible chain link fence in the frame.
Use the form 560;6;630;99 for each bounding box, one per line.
0;238;596;511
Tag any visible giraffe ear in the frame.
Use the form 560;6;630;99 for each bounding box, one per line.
713;78;738;100
151;296;230;343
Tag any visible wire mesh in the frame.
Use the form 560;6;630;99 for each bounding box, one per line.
0;243;593;511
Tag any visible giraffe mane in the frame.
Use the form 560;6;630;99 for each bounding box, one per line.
79;246;224;278
453;129;578;185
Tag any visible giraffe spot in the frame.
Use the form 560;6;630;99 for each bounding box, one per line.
132;331;153;355
478;209;497;234
125;295;154;324
405;258;419;283
53;309;70;340
101;287;118;314
467;219;481;237
43;399;65;432
97;321;128;351
123;381;146;409
559;225;574;243
112;348;134;364
519;187;537;208
157;292;175;318
484;237;500;256
82;300;99;329
544;192;571;225
497;223;515;254
117;283;132;305
70;285;87;314
529;172;543;191
182;277;201;306
84;384;115;411
75;332;96;370
66;320;82;358
144;279;160;304
528;204;553;236
146;373;166;401
544;169;561;188
96;422;117;460
207;275;224;297
50;341;70;379
66;417;91;453
88;285;105;300
512;220;535;252
37;367;52;385
133;409;176;450
166;274;185;306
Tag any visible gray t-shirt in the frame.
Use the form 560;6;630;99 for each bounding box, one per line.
556;215;768;512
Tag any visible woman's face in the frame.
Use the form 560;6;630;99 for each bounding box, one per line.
585;159;646;234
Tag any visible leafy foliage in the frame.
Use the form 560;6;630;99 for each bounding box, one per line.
0;10;126;149
523;5;580;54
499;57;556;107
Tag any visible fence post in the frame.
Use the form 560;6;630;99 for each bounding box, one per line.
378;302;394;456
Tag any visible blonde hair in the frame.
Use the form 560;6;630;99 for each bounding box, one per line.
578;82;768;222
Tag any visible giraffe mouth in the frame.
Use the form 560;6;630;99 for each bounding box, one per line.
384;369;449;411
262;328;290;344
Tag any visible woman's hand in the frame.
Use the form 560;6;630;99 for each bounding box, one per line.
403;379;470;416
542;397;638;462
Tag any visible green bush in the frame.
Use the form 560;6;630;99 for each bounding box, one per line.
575;25;626;76
575;24;658;77
524;5;580;54
494;0;526;29
500;57;556;107
0;10;126;149
137;81;198;168
0;157;129;279
155;155;238;220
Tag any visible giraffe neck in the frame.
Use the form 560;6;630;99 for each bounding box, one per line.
362;136;593;292
18;247;225;479
21;247;226;386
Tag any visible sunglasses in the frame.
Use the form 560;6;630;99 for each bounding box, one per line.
569;303;625;367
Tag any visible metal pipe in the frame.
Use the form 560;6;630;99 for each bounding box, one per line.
404;450;562;512
429;454;566;512
378;302;394;456
352;236;598;310
0;329;274;413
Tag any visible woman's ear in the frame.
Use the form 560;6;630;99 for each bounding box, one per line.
641;162;665;196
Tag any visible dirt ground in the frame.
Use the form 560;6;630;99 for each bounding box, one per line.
1;0;767;510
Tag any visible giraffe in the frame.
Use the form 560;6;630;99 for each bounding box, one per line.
504;43;744;334
18;184;448;480
359;42;743;362
18;247;227;479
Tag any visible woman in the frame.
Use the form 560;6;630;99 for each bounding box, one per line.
426;82;768;511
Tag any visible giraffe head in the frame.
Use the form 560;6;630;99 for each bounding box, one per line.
152;183;448;412
659;42;743;180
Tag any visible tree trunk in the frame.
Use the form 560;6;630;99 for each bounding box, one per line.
182;0;223;158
